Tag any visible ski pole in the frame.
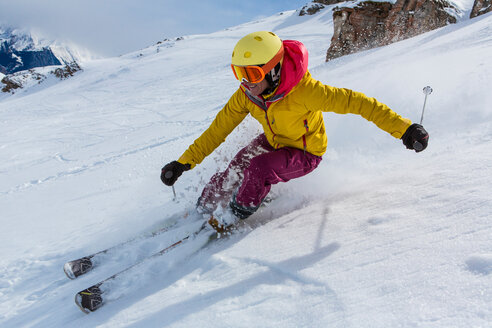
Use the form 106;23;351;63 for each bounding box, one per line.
164;171;177;201
419;86;432;125
413;86;433;151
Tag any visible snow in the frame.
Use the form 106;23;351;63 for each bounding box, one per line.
1;4;491;328
451;0;478;19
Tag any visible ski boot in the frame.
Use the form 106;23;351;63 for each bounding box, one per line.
207;216;234;234
206;204;240;235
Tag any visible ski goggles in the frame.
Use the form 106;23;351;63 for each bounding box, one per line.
231;44;284;84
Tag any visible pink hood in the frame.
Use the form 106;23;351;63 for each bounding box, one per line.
276;40;309;98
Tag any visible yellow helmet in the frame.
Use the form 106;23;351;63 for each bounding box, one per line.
232;31;283;66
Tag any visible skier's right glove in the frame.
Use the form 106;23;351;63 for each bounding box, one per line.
160;161;191;186
401;123;429;152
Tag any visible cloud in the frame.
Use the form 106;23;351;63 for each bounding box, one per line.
0;0;307;56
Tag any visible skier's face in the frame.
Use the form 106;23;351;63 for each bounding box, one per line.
243;78;269;97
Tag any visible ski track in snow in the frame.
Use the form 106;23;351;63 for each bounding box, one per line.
1;132;199;195
1;5;491;328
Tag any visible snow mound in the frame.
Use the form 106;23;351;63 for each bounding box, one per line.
466;254;492;275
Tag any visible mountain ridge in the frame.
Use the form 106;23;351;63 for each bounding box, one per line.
0;23;91;74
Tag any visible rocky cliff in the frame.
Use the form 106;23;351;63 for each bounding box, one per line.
470;0;492;18
325;0;459;61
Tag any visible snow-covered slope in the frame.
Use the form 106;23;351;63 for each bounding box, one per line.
0;4;491;328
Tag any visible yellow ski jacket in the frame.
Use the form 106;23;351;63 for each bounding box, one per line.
178;41;411;169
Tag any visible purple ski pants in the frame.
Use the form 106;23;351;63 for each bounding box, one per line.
198;134;322;214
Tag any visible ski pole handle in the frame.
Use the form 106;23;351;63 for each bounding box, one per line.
413;141;424;151
423;86;433;95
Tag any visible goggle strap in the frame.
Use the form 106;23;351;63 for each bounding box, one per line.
261;44;284;75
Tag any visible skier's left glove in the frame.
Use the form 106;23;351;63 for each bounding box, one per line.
401;123;429;152
160;161;191;186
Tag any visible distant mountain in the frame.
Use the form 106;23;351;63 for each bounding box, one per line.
0;24;91;74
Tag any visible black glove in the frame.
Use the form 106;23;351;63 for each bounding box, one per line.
160;161;191;186
401;123;429;152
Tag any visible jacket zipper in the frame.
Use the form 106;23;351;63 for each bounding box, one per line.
260;99;278;147
240;87;279;148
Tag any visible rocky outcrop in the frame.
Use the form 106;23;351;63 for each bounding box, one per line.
1;75;22;93
470;0;492;18
326;0;458;61
299;0;347;16
52;62;82;79
327;2;392;60
315;0;349;3
1;63;82;94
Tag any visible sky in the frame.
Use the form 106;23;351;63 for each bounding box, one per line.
0;0;310;57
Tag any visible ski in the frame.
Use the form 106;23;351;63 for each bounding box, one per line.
64;210;194;280
74;220;217;314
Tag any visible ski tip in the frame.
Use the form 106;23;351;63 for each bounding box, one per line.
64;262;77;280
63;257;94;280
75;285;103;314
75;294;90;314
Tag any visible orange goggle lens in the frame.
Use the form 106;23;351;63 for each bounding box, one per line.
231;44;284;84
231;64;265;84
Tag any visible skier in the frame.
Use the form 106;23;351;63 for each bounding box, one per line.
160;31;429;231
